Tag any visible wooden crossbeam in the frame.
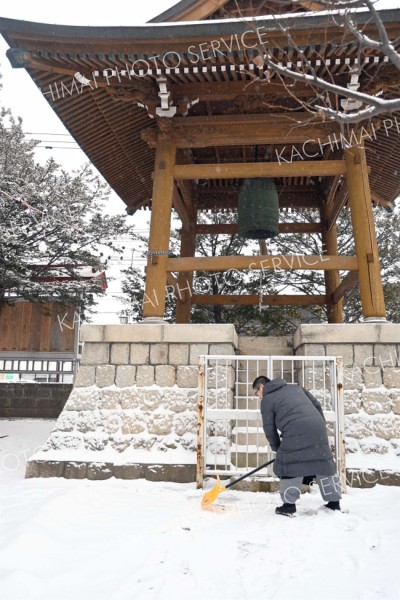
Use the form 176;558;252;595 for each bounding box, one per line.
167;255;358;272
196;223;322;234
174;160;346;180
324;177;348;232
331;271;360;305
191;294;327;306
143;113;339;149
171;81;318;103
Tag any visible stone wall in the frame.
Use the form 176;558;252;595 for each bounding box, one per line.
294;323;400;485
24;322;400;486
26;324;237;481
0;383;71;418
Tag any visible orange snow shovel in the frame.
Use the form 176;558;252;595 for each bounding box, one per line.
201;458;275;506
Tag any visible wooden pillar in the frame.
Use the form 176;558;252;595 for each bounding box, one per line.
344;144;386;320
143;137;176;319
175;223;196;324
321;212;343;323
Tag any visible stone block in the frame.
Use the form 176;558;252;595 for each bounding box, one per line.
375;416;400;440
173;411;198;436
53;413;77;432
294;344;326;357
392;396;400;415
121;414;146;435
344;414;375;439
354;344;374;367
143;463;196;483
164;388;196;413
80;343;110;365
383;368;400;388
239;336;292;356
76;411;98;433
74;366;95;387
83;433;109;451
119;389;140;409
95;365;116;388
359;439;390;454
147;411;173;435
110;343;130;365
137;388;162;409
65;389;100;411
189;343;209;366
104;324;163;343
180;432;197;451
80;325;104;342
115;366;136;388
362;390;391;415
209;343;235;355
363;367;382;388
163;324;238;346
136;365;155;387
110;434;134;452
97;389;120;409
347;469;400;488
103;412;123;435
294;323;400;347
87;463;113;480
374;345;399;368
25;460;65;478
155;365;176;387
64;462;88;479
343;390;362;414
150;343;169;365
169;344;189;366
113;464;143;479
326;344;353;366
130;344;150;365
343;366;364;390
176;365;198;388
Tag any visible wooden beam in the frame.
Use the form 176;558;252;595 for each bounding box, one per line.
332;271;360;305
143;138;176;319
143;113;340;149
197;185;322;211
345;145;386;319
196;223;322;235
174;160;346;180
191;294;327;306
167;255;358;272
321;205;343;323
171;80;318;103
173;184;190;229
324;177;348;232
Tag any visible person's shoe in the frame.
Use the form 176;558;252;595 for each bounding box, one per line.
275;503;296;517
324;501;341;511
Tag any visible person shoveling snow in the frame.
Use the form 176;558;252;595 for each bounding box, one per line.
253;376;342;517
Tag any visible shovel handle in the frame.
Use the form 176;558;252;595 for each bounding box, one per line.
225;458;275;490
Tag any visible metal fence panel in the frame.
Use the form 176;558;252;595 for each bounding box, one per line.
197;354;345;490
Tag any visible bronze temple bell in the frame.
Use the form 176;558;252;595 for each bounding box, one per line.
238;177;279;240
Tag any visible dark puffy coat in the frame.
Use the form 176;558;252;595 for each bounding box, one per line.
260;378;336;478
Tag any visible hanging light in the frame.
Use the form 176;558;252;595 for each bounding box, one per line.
238;177;279;240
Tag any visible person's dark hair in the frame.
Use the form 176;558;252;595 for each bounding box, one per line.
252;376;271;391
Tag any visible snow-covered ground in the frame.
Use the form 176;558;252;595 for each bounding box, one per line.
1;419;400;600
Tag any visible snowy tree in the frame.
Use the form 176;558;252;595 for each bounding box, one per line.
0;103;132;317
247;0;400;124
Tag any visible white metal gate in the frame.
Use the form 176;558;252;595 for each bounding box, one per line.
197;355;345;490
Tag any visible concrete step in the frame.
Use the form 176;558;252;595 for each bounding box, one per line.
232;428;266;445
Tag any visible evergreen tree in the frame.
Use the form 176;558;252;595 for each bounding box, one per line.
0;103;131;317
